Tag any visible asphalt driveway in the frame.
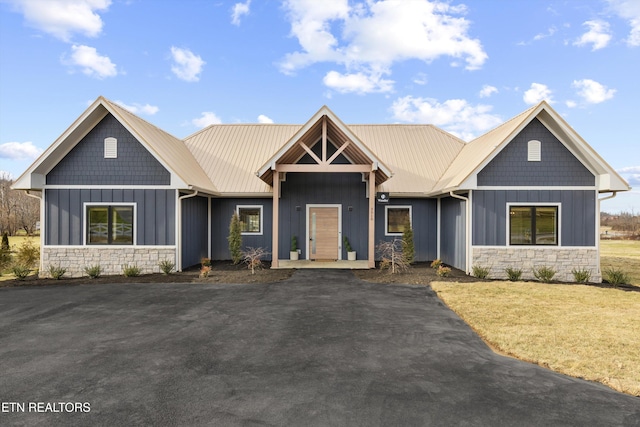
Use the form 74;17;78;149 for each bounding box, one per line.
1;270;638;426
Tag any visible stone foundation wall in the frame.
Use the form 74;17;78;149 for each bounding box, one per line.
42;247;176;278
472;246;601;283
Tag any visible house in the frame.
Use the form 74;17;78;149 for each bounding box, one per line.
12;96;630;282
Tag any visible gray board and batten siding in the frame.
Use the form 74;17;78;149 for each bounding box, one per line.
210;198;273;261
477;118;595;187
440;196;467;271
374;198;438;262
45;189;176;246
472;190;596;246
47;113;171;186
181;195;209;269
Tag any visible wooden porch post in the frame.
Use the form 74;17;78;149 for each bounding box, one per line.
368;170;376;268
272;171;279;268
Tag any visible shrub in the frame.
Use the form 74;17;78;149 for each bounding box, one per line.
402;220;415;264
242;247;269;275
505;267;523;282
533;266;556;283
430;259;442;269
199;265;211;278
436;265;451;277
159;260;175;275
291;235;298;252
377;239;409;274
228;212;242;264
571;267;591;284
603;267;630;286
14;239;39;269
0;243;11;275
1;232;9;250
84;265;102;279
472;265;490;279
12;264;31;280
343;236;352;252
122;264;141;277
48;265;66;280
201;257;211;267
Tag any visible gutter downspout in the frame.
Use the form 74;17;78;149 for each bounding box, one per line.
449;191;471;274
24;190;43;275
177;190;198;271
596;191;617;279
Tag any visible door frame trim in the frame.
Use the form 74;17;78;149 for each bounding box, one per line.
306;204;342;260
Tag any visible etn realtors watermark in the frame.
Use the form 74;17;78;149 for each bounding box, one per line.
2;401;90;413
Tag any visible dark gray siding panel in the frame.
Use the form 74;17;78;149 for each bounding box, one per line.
477;118;595;186
47;113;171;185
280;173;367;260
45;188;176;245
210;198;273;261
374;199;437;262
181;196;208;269
472;190;596;246
440;197;466;271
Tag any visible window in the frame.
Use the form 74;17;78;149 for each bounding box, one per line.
509;205;558;245
385;206;411;235
104;137;117;158
87;205;134;245
237;205;262;235
527;139;541;162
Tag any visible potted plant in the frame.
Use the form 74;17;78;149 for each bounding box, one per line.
343;236;356;261
290;235;299;261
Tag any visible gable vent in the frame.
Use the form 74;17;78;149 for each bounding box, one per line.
527;139;541;162
104;137;117;159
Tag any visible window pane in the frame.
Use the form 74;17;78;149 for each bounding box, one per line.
239;208;260;233
88;207;109;244
510;207;532;245
387;208;410;234
535;207;557;245
112;207;134;244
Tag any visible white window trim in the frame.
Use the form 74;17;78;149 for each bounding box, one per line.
236;205;263;235
385;205;412;236
506;202;561;247
83;202;137;245
104;137;117;159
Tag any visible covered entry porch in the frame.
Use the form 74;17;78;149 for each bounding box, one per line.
256;106;392;269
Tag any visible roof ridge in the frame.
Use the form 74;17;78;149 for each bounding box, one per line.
103;98;182;142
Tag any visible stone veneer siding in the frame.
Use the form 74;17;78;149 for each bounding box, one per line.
472;246;601;283
42;247;176;278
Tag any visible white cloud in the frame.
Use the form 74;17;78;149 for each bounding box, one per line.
66;44;118;78
574;20;612;50
566;100;578;108
390;96;502;141
114;100;159;115
572;79;616;104
257;114;274;124
170;47;205;82
479;84;498;98
280;0;487;93
607;0;640;46
413;73;428;85
617;166;640;185
523;83;553;105
532;26;557;42
0;141;43;160
6;0;111;42
192;112;222;128
323;69;394;94
231;0;251;26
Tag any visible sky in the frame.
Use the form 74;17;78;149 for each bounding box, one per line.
0;0;638;213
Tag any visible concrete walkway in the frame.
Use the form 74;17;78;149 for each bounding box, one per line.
1;270;638;426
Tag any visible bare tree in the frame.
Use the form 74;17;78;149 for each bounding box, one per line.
377;238;410;274
0;174;40;235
